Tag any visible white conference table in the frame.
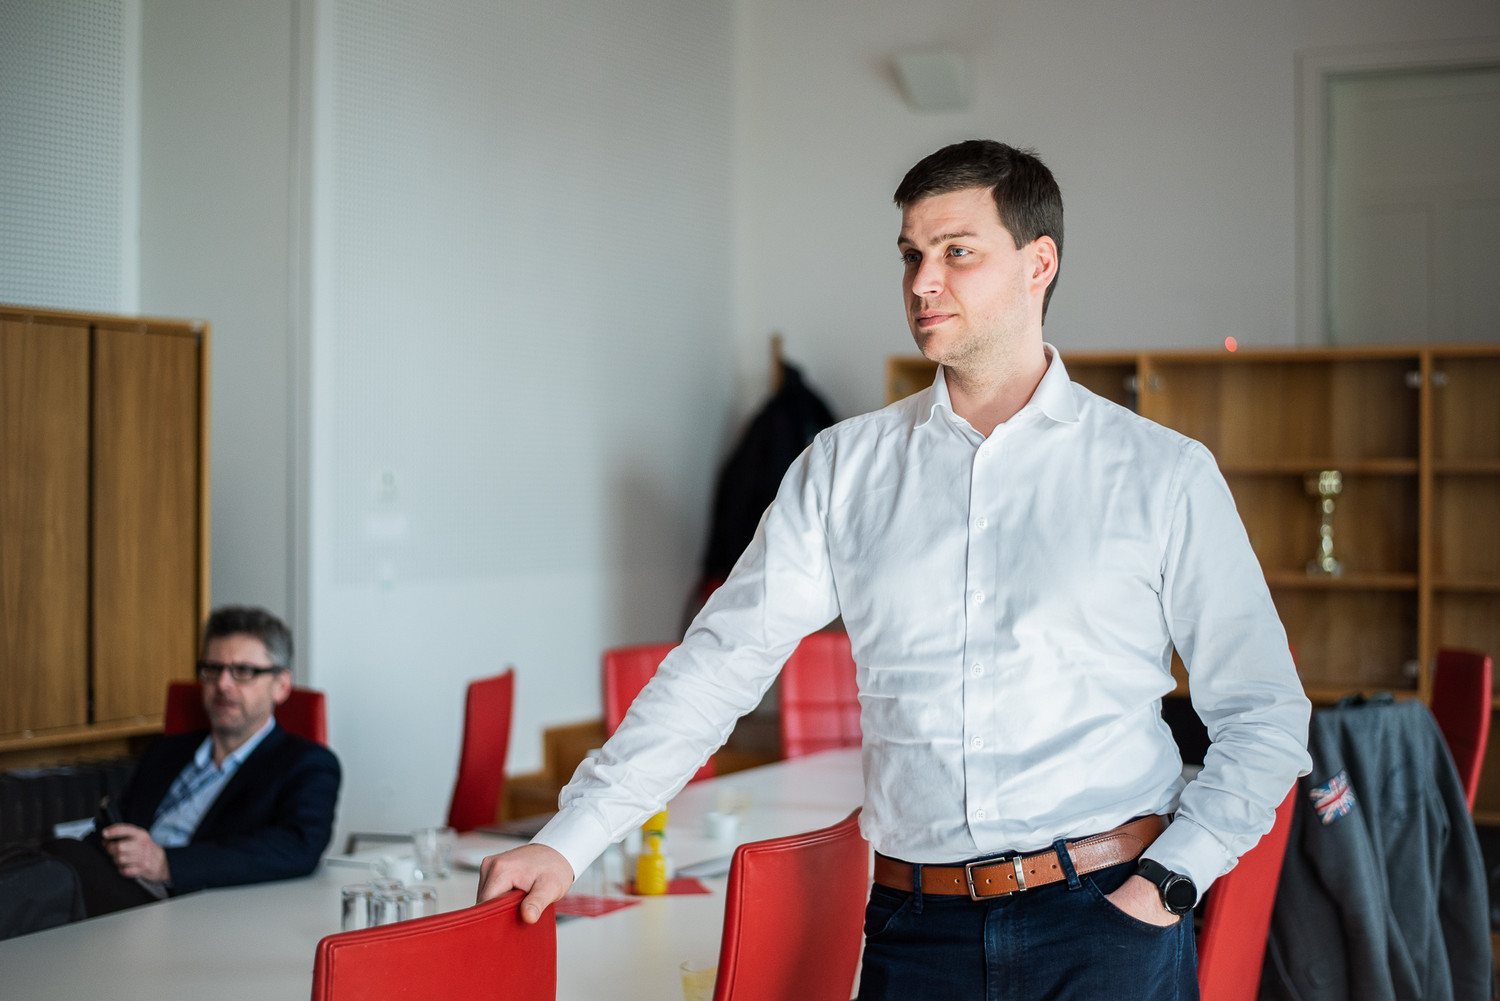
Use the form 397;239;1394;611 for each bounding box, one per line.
0;748;865;1001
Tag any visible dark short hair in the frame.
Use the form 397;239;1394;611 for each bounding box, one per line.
893;139;1064;318
202;605;293;671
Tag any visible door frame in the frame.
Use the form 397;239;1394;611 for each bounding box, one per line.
1295;36;1500;345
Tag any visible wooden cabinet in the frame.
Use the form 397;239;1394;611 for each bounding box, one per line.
888;345;1500;812
1;315;91;737
0;305;209;767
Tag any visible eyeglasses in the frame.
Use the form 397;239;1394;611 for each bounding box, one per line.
196;661;284;683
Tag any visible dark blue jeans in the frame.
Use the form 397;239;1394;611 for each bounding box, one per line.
857;855;1199;1001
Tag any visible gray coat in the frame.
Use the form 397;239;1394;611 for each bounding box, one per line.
1261;695;1491;1001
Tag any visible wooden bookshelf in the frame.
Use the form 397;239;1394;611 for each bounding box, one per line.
1430;349;1500;822
887;344;1500;818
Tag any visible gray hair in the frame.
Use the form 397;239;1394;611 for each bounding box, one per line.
202;605;293;670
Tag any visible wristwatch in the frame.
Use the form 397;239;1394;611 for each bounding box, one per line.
1135;858;1197;915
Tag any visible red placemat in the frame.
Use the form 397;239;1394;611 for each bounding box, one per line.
555;894;642;918
620;876;713;896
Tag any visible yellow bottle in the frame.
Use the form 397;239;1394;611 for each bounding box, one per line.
635;832;668;894
641;808;668;834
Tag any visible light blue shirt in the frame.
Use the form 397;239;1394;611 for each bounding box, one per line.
150;718;277;848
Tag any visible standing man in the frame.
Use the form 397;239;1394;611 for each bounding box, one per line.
479;140;1311;999
46;606;341;917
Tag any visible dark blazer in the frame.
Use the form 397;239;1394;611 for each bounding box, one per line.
96;725;341;895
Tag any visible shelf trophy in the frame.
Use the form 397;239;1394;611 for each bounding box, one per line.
1305;469;1343;576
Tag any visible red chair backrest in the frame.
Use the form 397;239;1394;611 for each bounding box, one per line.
446;669;515;832
603;643;714;782
1196;785;1296;1001
1430;646;1493;812
163;680;328;746
310;891;556;1001
713;808;868;1001
779;630;860;758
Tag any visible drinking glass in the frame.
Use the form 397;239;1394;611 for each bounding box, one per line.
680;960;717;1001
372;885;411;925
716;785;753;817
407;883;440;918
600;843;625;893
340;883;374;931
570;853;606;900
412;825;456;880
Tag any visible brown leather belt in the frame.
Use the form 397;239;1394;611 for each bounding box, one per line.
873;815;1166;900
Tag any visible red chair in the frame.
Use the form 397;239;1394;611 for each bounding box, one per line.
603;643;715;782
779;630;860;758
346;670;515;851
310;890;555;1001
1429;646;1493;812
1196;785;1297;1001
712;809;867;1001
163;680;328;745
446;669;515;832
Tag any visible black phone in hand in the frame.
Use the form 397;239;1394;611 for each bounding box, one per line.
96;795;123;836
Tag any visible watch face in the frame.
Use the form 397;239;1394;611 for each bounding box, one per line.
1162;875;1196;914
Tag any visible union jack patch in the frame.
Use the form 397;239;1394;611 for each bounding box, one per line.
1310;769;1357;825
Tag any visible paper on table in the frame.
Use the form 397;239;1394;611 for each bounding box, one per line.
323;848;410;869
452;840;527;871
676;856;732;879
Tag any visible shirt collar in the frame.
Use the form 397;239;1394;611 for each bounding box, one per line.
1029;344;1081;424
193;716;277;772
915;343;1080;430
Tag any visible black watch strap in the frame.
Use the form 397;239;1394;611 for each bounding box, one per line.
1135;857;1197;915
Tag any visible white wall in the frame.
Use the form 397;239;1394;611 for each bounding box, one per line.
304;0;735;834
138;0;298;619
0;0;137;313
731;0;1500;421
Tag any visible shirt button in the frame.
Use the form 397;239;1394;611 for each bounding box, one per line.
975;516;988;530
974;809;987;821
973;590;985;604
971;736;984;749
971;663;983;677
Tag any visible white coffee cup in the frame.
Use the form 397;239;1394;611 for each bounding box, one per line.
703;810;739;842
373;854;416;884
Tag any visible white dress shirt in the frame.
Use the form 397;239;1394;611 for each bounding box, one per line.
536;346;1312;898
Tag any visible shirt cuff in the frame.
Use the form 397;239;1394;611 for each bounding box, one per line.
1140;814;1234;904
531;806;615;881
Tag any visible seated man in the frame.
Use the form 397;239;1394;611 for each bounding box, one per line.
45;606;341;917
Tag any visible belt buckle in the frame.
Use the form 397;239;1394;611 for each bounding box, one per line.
963;855;1027;900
